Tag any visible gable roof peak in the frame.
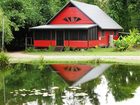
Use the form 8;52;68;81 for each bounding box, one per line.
70;0;96;7
47;0;122;30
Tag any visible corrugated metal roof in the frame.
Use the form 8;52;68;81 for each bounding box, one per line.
30;24;97;29
70;0;123;30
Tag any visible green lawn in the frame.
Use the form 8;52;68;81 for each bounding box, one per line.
27;48;140;56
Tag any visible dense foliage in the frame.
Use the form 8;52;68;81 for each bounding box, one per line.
105;64;140;101
114;29;140;51
0;8;13;44
108;0;140;31
0;52;9;68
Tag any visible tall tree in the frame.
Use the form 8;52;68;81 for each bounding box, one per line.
0;8;13;44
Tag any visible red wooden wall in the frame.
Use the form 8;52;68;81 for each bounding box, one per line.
50;6;94;24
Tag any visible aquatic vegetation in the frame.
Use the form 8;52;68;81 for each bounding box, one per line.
37;56;47;70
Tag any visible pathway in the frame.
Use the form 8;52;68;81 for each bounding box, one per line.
7;52;140;62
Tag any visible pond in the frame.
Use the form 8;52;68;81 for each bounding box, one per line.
0;63;140;105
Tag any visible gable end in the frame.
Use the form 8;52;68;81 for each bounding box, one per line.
47;2;94;24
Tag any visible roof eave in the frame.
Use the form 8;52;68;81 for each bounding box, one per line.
101;27;123;30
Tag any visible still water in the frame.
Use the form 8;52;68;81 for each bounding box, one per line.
0;63;140;105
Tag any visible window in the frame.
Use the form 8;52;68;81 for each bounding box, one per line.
63;17;81;23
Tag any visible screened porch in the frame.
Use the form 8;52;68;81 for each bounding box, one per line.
30;24;98;48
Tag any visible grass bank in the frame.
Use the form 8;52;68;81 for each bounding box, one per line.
5;47;140;65
26;48;140;56
9;55;140;65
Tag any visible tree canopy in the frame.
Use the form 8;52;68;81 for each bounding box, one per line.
0;8;13;44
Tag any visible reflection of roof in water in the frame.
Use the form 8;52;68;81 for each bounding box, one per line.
72;64;112;87
51;64;93;84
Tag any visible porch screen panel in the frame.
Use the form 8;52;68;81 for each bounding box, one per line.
89;29;92;40
88;27;98;40
69;30;79;40
65;30;69;40
51;31;55;40
79;30;87;40
34;30;41;40
34;30;51;40
46;31;51;40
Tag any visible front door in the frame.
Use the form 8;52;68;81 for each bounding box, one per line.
56;30;64;46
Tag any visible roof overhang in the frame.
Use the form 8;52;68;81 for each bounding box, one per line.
30;24;97;30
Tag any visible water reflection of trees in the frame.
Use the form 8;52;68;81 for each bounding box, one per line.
105;64;140;101
81;77;101;105
1;64;140;105
0;64;68;105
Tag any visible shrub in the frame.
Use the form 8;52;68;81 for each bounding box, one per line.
25;47;37;52
114;29;140;51
114;36;129;51
25;47;48;52
71;47;76;51
0;52;9;68
64;46;70;51
47;46;55;52
37;57;46;70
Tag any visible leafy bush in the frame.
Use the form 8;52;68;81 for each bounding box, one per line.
64;46;70;51
37;57;46;70
25;47;48;52
114;29;140;51
47;46;55;52
0;52;9;68
114;36;129;51
25;47;37;52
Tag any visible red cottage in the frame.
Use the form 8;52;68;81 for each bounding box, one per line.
30;0;122;49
